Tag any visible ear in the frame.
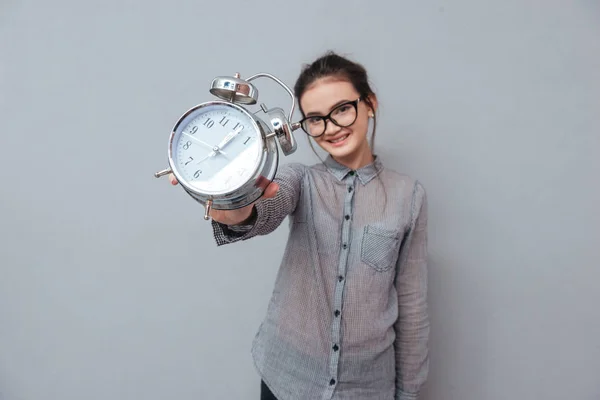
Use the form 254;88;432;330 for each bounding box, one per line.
366;93;378;117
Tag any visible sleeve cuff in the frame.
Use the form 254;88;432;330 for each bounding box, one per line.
211;207;258;246
396;389;419;400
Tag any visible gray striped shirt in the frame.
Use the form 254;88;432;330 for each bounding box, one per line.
212;156;429;400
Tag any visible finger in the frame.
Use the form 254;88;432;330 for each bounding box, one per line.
263;182;279;198
169;173;178;185
255;175;270;189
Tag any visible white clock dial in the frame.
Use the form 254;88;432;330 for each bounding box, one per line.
172;103;262;195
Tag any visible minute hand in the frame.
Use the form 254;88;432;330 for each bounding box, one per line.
182;133;228;155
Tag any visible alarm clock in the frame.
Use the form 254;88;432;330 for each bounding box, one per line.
154;72;300;220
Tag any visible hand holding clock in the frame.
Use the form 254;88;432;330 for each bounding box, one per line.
168;173;279;225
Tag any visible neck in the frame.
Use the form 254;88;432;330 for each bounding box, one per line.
332;148;374;171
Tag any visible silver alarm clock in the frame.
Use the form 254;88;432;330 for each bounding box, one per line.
154;72;300;220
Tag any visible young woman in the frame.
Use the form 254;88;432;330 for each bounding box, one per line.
170;52;429;400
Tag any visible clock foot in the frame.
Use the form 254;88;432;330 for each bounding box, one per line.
204;199;213;221
154;168;172;178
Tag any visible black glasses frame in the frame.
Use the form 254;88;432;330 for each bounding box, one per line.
299;97;362;137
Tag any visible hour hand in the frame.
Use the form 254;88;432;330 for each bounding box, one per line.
211;126;243;155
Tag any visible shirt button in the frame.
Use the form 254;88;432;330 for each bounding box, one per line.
345;215;350;220
334;310;340;317
348;186;353;193
338;275;344;282
330;378;336;386
349;171;355;176
342;243;347;249
333;344;339;351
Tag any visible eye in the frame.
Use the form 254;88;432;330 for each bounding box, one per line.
333;104;351;115
307;117;323;125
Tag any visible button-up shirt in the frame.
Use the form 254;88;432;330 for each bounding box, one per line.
212;156;429;400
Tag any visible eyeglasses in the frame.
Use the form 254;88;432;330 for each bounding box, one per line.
299;97;362;137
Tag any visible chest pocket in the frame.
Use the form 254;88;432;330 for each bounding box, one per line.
360;225;400;272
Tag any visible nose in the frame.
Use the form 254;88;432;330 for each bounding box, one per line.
323;119;342;136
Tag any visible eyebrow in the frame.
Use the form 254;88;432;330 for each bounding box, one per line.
305;99;353;117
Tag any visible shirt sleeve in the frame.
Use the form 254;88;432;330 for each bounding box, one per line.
394;181;430;400
211;162;306;246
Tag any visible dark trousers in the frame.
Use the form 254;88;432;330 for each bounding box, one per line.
261;380;278;400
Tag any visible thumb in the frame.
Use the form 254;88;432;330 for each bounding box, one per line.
263;182;279;199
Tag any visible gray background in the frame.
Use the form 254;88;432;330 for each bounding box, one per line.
1;0;598;399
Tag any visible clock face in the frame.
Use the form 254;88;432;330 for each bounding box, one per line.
171;102;262;195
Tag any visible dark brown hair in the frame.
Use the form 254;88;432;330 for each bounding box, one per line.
294;51;378;154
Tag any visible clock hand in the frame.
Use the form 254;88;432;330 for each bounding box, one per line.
210;126;243;156
183;133;227;155
196;154;212;165
196;149;229;165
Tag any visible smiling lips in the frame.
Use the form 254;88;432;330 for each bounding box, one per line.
327;133;350;146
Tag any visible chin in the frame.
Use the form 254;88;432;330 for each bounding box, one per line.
327;146;356;160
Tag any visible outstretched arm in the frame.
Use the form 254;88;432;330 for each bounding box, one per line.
211;163;306;246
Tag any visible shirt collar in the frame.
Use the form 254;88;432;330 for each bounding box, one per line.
324;155;383;185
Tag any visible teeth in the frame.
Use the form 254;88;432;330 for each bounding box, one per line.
330;135;348;143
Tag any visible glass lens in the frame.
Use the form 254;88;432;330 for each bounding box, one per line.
330;102;357;127
302;117;326;137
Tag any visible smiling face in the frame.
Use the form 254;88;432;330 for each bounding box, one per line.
299;77;377;170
